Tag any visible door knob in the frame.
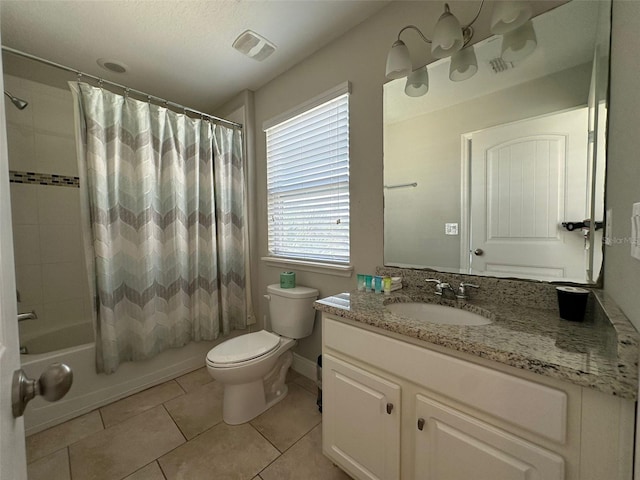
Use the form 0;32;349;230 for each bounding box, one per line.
12;363;73;418
473;248;484;256
386;402;394;414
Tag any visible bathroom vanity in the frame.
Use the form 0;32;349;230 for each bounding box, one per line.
315;279;638;480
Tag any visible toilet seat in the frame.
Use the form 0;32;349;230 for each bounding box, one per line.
207;330;281;366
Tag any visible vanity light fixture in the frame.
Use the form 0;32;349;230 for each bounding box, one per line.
500;20;537;63
386;0;534;96
405;66;429;97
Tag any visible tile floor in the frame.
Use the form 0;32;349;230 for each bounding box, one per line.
26;368;351;480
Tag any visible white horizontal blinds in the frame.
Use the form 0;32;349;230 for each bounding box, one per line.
266;93;350;264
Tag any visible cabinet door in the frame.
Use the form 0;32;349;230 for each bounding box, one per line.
323;354;401;480
414;395;564;480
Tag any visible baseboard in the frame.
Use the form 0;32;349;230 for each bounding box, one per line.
292;353;316;380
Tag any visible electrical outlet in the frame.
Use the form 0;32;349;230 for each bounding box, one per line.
604;209;612;246
632;203;640;260
445;223;459;235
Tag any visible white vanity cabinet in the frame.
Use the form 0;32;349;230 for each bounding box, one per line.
321;314;635;480
414;394;564;480
323;355;401;480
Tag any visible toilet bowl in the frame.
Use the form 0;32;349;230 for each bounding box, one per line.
206;284;318;424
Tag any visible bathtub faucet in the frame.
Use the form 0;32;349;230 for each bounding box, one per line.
17;310;38;322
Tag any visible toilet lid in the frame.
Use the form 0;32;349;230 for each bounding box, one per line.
206;330;281;365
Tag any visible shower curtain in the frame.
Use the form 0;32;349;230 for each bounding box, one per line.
70;82;247;373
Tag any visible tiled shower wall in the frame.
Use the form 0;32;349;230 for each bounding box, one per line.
5;74;92;341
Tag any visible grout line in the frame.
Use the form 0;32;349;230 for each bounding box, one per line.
157;459;169;480
255;421;321;477
248;422;282;454
97;407;106;430
161;404;187;444
66;446;72;480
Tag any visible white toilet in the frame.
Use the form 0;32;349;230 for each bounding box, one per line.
206;283;318;425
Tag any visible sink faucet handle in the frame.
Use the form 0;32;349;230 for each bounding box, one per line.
425;278;443;295
457;282;479;299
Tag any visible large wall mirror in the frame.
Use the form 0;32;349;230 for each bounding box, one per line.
383;0;611;284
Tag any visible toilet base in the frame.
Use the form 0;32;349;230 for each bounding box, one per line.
222;351;293;425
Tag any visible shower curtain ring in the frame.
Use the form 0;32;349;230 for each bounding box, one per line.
98;79;104;90
124;88;130;99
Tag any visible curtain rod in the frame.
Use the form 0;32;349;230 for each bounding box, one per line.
1;46;242;129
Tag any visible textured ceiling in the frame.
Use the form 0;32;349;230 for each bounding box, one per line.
0;1;390;112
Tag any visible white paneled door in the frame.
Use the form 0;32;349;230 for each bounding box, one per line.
469;108;589;281
0;16;28;480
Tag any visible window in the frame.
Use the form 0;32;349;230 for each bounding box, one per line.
265;84;350;265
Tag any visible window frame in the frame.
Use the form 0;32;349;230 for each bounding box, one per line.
263;82;352;274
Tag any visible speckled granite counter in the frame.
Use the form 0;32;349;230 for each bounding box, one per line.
315;288;639;399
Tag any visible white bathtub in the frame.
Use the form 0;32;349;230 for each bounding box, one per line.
20;328;245;436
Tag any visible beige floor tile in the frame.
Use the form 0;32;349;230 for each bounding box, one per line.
164;380;224;439
260;425;351;480
175;367;213;393
159;422;279;480
100;381;184;428
123;461;166;480
293;374;318;395
69;406;184;480
250;383;321;452
27;448;70;480
26;410;103;463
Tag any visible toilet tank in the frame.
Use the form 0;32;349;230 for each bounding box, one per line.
266;284;319;339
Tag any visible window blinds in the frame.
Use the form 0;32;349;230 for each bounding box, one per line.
266;93;350;264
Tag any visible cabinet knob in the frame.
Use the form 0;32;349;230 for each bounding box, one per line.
386;403;394;414
417;418;425;431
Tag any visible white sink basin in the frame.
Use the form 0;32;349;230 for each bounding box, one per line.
385;302;492;326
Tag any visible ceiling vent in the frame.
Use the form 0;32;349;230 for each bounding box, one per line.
488;57;514;74
232;30;276;61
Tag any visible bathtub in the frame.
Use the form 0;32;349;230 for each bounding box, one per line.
20;327;245;436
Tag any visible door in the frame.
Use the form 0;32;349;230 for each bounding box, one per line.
469;108;589;282
0;18;28;480
322;354;400;480
414;395;564;480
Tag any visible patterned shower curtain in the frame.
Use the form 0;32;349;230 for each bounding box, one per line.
70;82;247;373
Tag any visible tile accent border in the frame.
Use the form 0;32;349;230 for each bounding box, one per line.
10;170;79;188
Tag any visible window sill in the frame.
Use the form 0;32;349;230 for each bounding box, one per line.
261;256;353;278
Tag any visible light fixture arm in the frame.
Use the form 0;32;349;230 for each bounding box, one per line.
462;0;486;30
396;25;432;44
460;0;485;47
396;1;485;49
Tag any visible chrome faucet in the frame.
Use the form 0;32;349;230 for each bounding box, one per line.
456;282;479;300
426;279;479;300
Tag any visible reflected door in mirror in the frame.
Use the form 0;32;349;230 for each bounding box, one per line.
469;107;588;282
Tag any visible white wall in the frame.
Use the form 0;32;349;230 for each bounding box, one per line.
605;0;640;329
4;74;91;342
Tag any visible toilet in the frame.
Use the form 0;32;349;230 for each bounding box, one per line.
206;283;318;425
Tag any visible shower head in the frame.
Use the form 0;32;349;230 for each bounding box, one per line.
3;90;28;110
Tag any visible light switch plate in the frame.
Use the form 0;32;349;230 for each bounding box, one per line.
445;223;459;235
604;209;612;246
632;203;640;260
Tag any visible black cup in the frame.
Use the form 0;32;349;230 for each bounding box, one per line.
556;287;589;322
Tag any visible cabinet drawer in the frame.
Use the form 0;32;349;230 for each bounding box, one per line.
324;317;567;444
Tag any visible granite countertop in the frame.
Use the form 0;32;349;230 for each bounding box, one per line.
315;289;639;400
